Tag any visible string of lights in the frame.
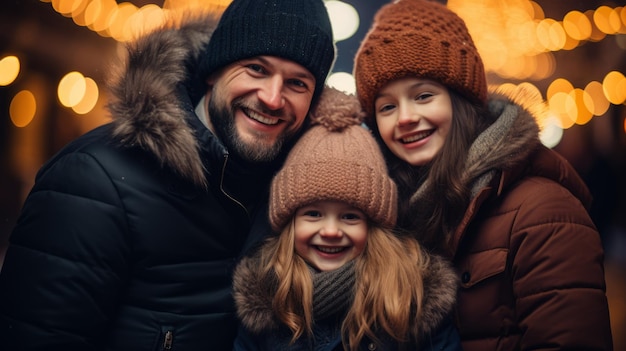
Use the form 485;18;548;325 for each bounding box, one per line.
1;0;625;147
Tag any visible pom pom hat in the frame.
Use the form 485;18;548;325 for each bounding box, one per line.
354;0;488;116
201;0;336;101
269;87;398;232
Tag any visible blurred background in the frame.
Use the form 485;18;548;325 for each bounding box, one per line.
1;0;625;347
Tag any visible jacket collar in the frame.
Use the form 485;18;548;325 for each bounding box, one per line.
233;251;457;338
106;13;221;189
432;87;593;250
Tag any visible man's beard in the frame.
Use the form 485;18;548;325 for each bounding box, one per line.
208;96;288;164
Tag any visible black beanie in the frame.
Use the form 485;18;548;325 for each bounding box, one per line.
201;0;336;101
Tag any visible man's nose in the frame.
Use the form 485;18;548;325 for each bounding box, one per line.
258;75;285;110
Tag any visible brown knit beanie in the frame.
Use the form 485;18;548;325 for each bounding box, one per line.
354;0;487;117
269;87;398;232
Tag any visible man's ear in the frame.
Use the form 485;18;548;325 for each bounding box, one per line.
205;69;220;87
206;76;216;87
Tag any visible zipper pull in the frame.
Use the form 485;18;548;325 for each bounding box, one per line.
163;330;173;350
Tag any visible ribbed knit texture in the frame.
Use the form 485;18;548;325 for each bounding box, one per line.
310;260;356;320
269;89;398;232
354;0;487;116
200;0;335;101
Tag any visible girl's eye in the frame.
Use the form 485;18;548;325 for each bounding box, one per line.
416;92;433;101
342;212;363;221
303;210;321;218
377;103;396;113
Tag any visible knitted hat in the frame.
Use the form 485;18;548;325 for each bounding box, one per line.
201;0;336;101
354;0;487;116
269;87;398;232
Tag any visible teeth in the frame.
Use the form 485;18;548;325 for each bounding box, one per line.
246;109;280;125
316;246;345;254
402;130;432;143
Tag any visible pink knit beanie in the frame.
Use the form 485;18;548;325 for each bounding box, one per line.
269;87;398;232
354;0;487;116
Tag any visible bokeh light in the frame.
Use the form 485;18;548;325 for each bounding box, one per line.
539;115;564;148
58;71;87;108
327;72;356;95
71;77;99;114
570;88;593;125
584;81;610;116
603;71;626;105
10;90;37;128
563;10;592;41
0;55;21;86
326;1;359;42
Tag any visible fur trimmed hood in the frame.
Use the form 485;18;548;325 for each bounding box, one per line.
232;249;458;338
106;13;221;188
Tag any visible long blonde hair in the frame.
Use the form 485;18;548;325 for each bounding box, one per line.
255;219;428;350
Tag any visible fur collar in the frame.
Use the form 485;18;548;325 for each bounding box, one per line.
106;13;220;188
232;250;458;337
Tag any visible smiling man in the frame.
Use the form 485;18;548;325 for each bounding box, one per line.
0;0;335;350
203;56;316;163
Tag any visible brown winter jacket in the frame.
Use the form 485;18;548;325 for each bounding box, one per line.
409;88;613;350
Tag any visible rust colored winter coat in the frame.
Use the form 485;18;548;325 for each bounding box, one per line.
408;90;613;350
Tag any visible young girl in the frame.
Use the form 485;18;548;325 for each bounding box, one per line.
232;87;461;351
353;1;613;350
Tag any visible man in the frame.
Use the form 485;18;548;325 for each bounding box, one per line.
0;0;335;349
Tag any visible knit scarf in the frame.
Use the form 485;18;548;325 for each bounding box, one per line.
310;260;356;321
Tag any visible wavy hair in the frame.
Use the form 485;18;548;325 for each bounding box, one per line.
254;219;428;350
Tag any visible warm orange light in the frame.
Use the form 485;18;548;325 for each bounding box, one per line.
107;2;139;41
0;55;20;86
58;71;86;107
584;81;610;116
603;71;626;105
10;90;37;128
123;4;165;41
594;6;622;34
72;77;99;114
55;0;85;17
547;78;574;100
570;88;593;125
586;10;607;41
531;52;555;80
548;91;577;129
563;10;592;40
528;1;545;20
71;0;90;26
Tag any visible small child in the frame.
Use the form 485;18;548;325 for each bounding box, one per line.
232;87;460;351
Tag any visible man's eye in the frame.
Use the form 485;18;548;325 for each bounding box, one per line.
247;64;265;74
288;79;306;88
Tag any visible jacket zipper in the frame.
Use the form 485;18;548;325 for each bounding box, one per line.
162;330;173;350
219;153;249;217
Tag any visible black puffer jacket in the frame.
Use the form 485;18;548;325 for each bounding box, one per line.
0;14;285;350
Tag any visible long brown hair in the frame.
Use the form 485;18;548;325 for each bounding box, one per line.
255;219;428;350
374;90;492;252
